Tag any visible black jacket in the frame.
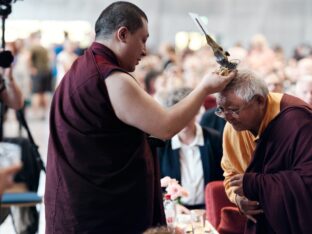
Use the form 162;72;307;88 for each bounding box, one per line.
157;126;224;188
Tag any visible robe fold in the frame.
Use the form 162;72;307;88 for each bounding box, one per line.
45;42;165;234
243;95;312;234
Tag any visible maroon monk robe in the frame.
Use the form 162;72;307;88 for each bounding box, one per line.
243;94;312;234
45;42;165;234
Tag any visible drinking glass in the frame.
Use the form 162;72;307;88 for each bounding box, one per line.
191;209;206;234
176;213;192;233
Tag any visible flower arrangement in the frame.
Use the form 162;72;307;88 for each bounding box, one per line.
160;176;189;200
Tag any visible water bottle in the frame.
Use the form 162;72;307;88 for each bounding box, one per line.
163;194;176;228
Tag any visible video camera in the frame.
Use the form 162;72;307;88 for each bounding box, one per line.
0;0;23;68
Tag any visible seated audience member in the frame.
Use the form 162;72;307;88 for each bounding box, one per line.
158;43;177;70
144;69;162;96
264;72;284;93
218;69;312;234
246;34;276;75
200;107;226;136
227;42;247;62
295;75;312;105
297;57;312;76
203;95;217;110
293;43;311;61
158;87;223;211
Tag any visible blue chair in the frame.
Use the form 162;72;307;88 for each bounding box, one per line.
1;192;42;208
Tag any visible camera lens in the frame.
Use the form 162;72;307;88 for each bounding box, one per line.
0;3;12;16
0;50;14;68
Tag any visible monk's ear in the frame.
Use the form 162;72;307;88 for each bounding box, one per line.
254;95;266;107
116;27;129;43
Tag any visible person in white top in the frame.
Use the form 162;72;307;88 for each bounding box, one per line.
56;40;78;87
158;87;223;212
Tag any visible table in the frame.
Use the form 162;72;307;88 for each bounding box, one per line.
175;213;219;234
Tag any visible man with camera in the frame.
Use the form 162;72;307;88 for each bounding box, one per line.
0;67;23;204
0;67;24;109
0;66;24;196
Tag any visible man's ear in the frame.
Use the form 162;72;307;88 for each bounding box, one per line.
116;27;128;42
254;94;266;106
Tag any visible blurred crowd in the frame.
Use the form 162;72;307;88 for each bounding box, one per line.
6;31;81;120
6;32;312;121
133;34;312;109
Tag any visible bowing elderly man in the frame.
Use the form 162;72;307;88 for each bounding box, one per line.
218;69;312;234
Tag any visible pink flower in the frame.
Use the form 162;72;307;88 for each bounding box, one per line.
160;176;189;200
160;176;178;187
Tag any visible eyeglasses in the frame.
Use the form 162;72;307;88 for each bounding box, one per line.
215;100;254;119
214;107;242;119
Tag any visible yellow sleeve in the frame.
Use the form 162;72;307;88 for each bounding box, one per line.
221;123;255;204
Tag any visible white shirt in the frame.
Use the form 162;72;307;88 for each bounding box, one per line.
171;123;205;205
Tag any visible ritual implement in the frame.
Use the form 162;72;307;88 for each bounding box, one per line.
189;12;238;75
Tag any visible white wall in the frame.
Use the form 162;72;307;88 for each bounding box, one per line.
7;0;312;55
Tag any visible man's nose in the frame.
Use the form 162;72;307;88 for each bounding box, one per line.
142;45;147;56
224;112;235;122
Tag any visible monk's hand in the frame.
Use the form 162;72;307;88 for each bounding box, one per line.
201;70;236;93
235;195;263;224
229;173;244;197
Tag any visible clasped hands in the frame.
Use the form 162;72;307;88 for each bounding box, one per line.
229;174;263;223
